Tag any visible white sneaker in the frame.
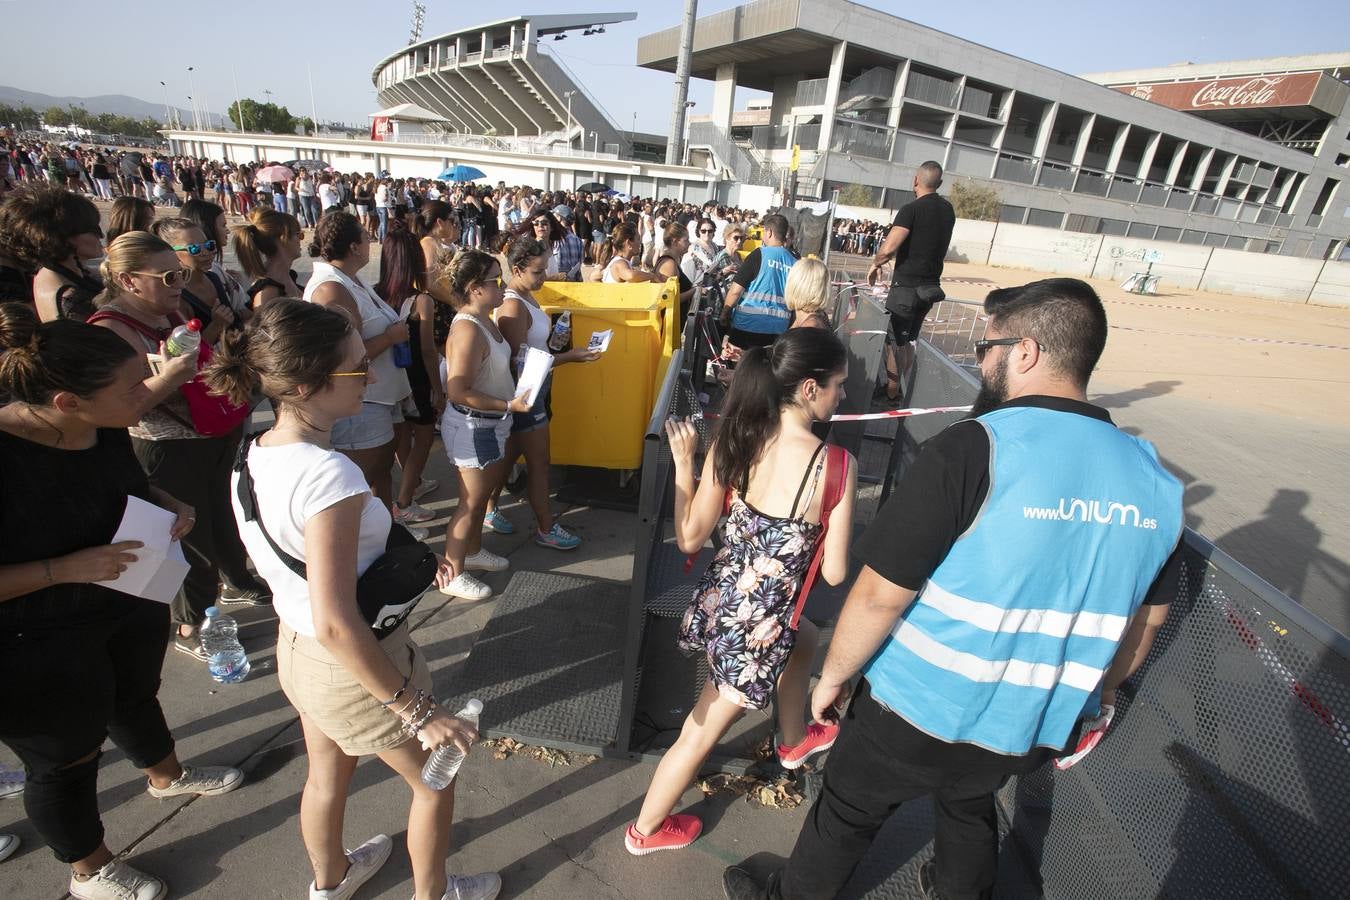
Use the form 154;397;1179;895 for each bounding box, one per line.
439;572;493;601
146;764;243;799
405;525;430;541
69;859;167;900
0;765;23;800
310;834;393;899
0;833;17;864
412;478;440;501
393;501;436;524
463;549;508;573
439;872;502;900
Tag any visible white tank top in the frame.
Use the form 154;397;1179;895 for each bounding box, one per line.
303;261;411;406
602;255;629;284
453;313;515;403
498;289;551;352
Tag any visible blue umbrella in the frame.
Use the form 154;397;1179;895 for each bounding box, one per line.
437;164;486;183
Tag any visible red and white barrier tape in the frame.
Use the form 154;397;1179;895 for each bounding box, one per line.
698;405;971;422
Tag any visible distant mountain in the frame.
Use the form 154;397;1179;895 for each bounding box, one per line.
0;84;225;126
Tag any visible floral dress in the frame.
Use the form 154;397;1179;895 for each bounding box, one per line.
678;444;827;709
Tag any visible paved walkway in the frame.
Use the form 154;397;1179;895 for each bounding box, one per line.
4;208;1344;897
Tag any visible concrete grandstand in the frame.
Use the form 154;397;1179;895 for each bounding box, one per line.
373;13;668;162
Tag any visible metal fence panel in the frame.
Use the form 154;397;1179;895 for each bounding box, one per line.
902;342;1350;899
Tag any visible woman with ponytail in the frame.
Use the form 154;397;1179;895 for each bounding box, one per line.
625;326;857;856
595;223;657;285
0;302;241;900
204;300;500;900
231;206;303;308
90;231;274;659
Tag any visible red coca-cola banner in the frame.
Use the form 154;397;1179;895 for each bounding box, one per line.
1113;72;1322;111
370;116;393;141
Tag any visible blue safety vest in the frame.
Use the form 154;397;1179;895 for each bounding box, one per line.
863;405;1183;755
731;245;795;335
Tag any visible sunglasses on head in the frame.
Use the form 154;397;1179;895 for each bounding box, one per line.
130;267;191;287
171;240;218;256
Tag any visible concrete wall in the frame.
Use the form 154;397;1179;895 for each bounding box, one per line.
949;219;996;266
986;223;1103;277
1197;249;1327;303
1308;260;1350;308
1091;237;1214;292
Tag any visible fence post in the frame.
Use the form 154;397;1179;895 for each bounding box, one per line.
1306;257;1330;305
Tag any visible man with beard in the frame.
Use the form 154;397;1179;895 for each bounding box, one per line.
724;278;1183;900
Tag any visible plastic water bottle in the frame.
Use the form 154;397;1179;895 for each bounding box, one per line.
200;606;250;683
546;310;572;352
421;699;483;789
164;318;202;358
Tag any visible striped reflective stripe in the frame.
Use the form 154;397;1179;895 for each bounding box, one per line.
923;581;1129;641
893;621;1105;693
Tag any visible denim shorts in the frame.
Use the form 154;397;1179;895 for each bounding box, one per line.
440;404;511;469
511;376;552;434
331;401;402;451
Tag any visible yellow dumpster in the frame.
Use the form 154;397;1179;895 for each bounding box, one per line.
535;278;679;470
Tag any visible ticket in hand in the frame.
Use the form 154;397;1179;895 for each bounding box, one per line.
587;329;613;353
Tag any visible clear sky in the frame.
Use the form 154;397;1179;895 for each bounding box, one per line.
3;0;1347;134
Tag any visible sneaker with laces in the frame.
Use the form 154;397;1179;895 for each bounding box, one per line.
0;765;23;800
310;833;392;900
777;722;839;770
463;549;508;573
623;814;702;856
393;501;436;525
481;509;516;535
405;524;430;540
146;764;243;799
439;572;494;601
439;872;502;900
172;633;209;662
69;859;167;900
218;585;273;606
412;478;440;501
0;833;17;864
535;522;581;551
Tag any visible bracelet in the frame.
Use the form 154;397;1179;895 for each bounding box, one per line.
394;688;426;719
379;675;411;707
405;700;438;737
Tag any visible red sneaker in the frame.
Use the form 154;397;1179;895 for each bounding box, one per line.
777;722;840;770
624;814;702;856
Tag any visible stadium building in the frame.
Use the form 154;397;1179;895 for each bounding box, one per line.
373;13;668;162
638;0;1349;259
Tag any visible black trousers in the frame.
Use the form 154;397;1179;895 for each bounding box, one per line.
0;599;175;862
769;680;1012;900
132;429;267;628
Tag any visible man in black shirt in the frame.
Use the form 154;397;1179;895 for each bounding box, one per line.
869;160;956;396
724;279;1182;900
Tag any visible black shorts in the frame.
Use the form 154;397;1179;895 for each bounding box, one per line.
726;327;778;350
885;283;945;344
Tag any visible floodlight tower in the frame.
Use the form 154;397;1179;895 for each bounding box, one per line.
409;2;427;45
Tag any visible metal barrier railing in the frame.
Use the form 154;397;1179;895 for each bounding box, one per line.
901;340;1350;899
917;298;987;367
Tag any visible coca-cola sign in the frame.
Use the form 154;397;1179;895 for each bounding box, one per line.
1113;72;1322;111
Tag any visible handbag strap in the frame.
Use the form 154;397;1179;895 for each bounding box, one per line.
789;443;848;630
233;435;309;580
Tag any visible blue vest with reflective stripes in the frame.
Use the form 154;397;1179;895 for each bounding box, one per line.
731;245;795;334
863;406;1183;755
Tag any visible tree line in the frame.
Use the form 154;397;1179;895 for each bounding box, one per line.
0;97;316;139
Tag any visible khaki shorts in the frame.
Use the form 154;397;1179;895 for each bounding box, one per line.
277;621;432;755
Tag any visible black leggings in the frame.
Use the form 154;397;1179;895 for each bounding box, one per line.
0;599;175;862
132;429;268;628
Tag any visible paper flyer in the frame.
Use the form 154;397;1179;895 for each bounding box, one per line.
587;329;613;354
95;496;190;604
516;346;555;407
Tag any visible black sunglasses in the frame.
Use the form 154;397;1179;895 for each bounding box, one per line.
171;240;218;256
974;336;1040;362
699;229;714;235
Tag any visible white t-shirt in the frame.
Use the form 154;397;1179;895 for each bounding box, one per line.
318;183;339;209
230;440;390;638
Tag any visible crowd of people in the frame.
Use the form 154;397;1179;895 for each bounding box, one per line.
0;155;1184;900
